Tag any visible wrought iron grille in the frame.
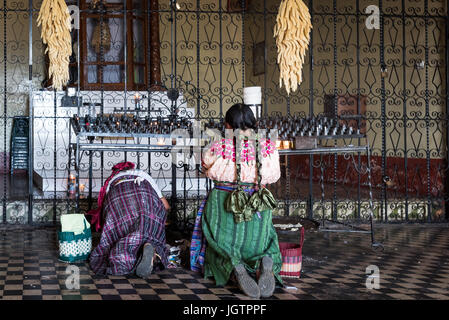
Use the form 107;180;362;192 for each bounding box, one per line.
0;0;447;226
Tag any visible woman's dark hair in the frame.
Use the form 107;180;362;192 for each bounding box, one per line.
225;103;257;130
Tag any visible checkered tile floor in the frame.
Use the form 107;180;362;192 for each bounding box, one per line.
0;224;448;300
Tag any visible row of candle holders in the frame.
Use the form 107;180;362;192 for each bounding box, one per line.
72;114;359;135
71;114;360;150
258;115;360;139
72;114;194;135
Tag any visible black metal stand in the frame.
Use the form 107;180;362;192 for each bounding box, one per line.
66;83;194;225
279;140;384;252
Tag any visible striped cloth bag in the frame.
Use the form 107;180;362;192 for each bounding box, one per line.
279;227;305;278
190;198;208;273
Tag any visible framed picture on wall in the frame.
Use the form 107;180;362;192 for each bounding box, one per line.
253;41;265;76
227;0;249;12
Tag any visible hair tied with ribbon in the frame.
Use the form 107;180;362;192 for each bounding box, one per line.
223;134;277;223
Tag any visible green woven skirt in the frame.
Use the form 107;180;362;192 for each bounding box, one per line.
201;187;283;286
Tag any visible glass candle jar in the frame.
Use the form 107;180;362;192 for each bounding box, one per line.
276;140;282;149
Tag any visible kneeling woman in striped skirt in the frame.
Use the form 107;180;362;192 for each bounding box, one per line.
87;162;171;278
196;103;283;299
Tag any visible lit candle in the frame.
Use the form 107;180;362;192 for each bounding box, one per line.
276;140;282;149
282;140;290;150
79;184;85;193
68;175;76;194
134;93;140;107
157;138;165;146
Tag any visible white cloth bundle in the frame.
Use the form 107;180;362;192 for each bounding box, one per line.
60;214;90;235
106;169;163;198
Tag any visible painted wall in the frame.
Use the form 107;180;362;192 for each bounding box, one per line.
244;0;447;159
158;0;245;118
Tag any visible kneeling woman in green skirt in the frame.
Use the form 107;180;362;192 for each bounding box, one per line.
196;103;282;299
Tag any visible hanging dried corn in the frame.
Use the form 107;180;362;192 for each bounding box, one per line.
37;0;72;91
274;0;312;95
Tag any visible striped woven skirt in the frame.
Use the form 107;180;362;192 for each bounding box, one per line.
89;177;169;275
201;185;283;286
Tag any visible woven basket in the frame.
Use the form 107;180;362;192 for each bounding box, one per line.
58;218;92;263
279;227;304;278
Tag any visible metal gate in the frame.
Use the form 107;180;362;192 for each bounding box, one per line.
0;0;447;225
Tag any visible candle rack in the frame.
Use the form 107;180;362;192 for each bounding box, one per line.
203;115;382;251
67;84;196;217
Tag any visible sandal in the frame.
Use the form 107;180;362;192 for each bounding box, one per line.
258;256;275;298
234;264;260;299
136;243;154;279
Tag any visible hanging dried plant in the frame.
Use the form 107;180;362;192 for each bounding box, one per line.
37;0;72;91
274;0;312;95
